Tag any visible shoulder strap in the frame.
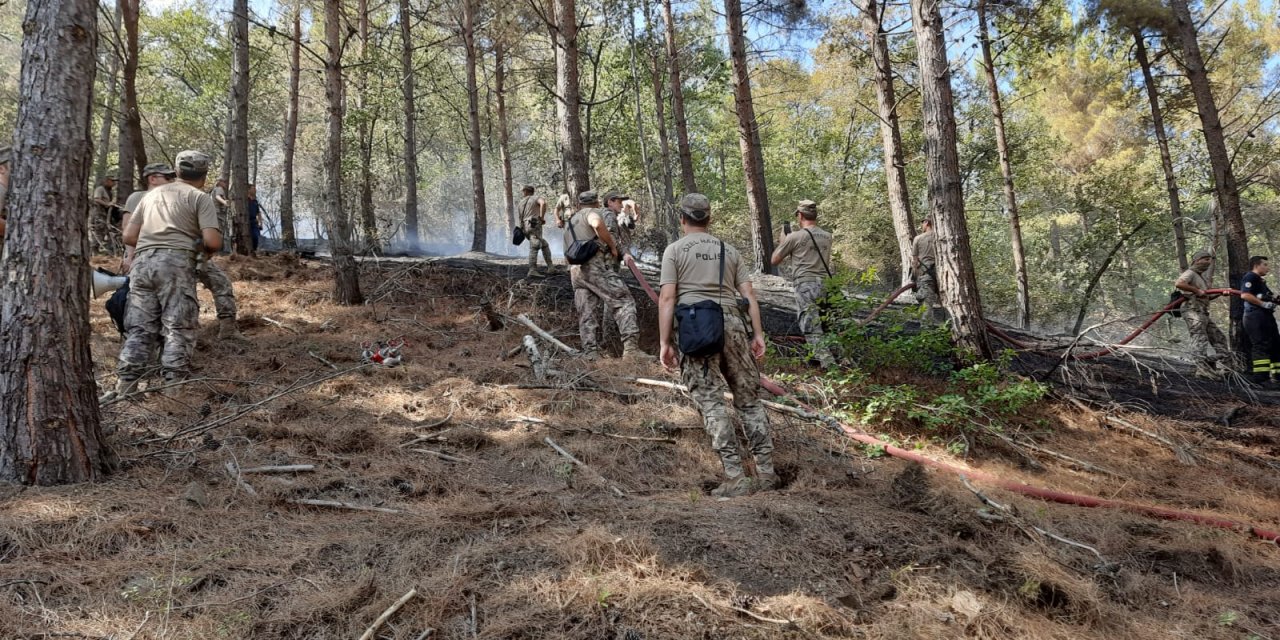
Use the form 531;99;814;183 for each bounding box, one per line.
567;212;579;242
718;240;726;304
805;228;832;277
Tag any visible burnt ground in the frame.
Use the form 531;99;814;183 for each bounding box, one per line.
1;253;1278;640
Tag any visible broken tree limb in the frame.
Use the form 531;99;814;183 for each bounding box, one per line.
238;464;315;474
223;461;258;496
1012;439;1120;477
307;351;338;370
524;335;548;381
261;315;300;334
408;448;470;463
513;314;580;355
287;499;402;514
544;436;626;498
358;588;419;640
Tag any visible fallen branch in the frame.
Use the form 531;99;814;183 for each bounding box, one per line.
1104;415;1195;464
408;448;470;463
238;464;315;474
544;436;626;498
961;476;1109;565
512;313;580;355
261;315;300;334
287;499;402;514
1013;438;1121;477
358;588;419;640
307;351;338;370
415;408;455;429
223;461;258;496
524;335;548;381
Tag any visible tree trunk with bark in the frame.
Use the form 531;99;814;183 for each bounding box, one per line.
626;6;659;225
462;0;487;252
496;43;516;233
976;0;1029;329
117;0;145;200
324;0;363;303
399;0;419;247
230;0;252;255
643;0;676;238
357;0;379;253
661;0;696;193
1133;28;1187;271
724;0;775;273
911;0;991;358
859;0;915;286
279;2;301;249
1169;0;1249;363
1;0;115;485
94;5;121;182
553;0;590;196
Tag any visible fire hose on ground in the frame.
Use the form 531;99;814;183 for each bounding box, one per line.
622;255;1279;544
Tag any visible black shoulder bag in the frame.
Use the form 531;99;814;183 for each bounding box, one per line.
512;225;526;246
564;213;600;265
676;241;726;357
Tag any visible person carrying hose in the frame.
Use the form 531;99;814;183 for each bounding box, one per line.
1240;255;1280;387
1174;250;1232;379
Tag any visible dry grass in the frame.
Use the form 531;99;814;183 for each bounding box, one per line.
2;254;1279;639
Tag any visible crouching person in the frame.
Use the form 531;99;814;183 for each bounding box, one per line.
658;193;776;498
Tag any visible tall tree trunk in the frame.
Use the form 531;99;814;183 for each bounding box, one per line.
660;0;696;193
496;43;516;233
860;0;914;286
1;0;115;485
1133;28;1188;271
324;0;363;303
724;0;775;273
462;0;487;251
626;5;659;226
976;0;1029;329
553;0;589;195
357;0;379;253
1170;0;1249;363
643;0;676;239
116;0;145;200
279;2;301;249
399;0;419;247
94;5;121;182
230;0;252;255
911;0;991;358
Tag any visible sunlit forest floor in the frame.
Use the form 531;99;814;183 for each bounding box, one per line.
1;254;1278;639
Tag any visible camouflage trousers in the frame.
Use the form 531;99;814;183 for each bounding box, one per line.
1182;307;1229;368
196;255;237;320
118;249;199;382
680;314;774;478
794;279;835;367
915;262;943;324
571;256;638;352
89;208;119;255
525;221;553;269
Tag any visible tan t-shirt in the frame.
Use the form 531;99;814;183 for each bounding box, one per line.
912;230;937;264
519;195;544;225
1177;268;1212;311
660;232;751;308
93;184;113;213
775;226;833;282
132;181;220;253
122;189;147;214
563;208;604;258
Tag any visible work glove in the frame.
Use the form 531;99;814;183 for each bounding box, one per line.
1265;302;1276;311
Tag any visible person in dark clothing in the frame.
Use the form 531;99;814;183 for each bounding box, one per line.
1240;255;1280;386
246;183;262;255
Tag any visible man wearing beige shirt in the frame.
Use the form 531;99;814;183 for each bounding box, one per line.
771;199;836;368
101;150;223;401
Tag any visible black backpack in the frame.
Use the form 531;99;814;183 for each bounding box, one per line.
512;225;525;246
564;213;600;265
105;278;130;335
676;241;726;357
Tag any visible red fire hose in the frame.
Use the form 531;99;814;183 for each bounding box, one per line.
627;258;1279;544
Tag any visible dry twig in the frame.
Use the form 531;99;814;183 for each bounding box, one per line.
358;588;418;640
544;437;627;498
261;315;300;334
287;499;402;514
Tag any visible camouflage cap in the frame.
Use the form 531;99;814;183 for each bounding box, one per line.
679;193;711;221
141;162;176;179
1191;249;1214;262
577;190;599;204
796;199;818;216
175;150;211;174
0;146;11;164
604;190;630;202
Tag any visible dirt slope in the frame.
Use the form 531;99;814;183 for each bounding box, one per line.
1;254;1278;639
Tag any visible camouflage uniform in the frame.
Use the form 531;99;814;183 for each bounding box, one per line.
196;254;237;320
520;194;553;272
774;210;836;367
912;229;942;323
571;252;639;353
794;280;831;364
1177;264;1229;372
118;249;200;382
90;183;118;255
681;313;774;480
